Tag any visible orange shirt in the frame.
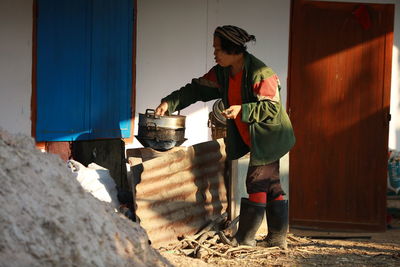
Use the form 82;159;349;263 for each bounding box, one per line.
228;71;251;147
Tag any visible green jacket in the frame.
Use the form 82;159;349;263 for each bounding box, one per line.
162;52;295;166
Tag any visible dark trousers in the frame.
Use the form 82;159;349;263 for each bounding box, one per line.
246;160;285;202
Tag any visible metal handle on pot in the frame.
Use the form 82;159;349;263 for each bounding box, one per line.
145;108;181;117
145;109;160;119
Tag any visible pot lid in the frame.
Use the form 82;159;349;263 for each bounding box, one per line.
138;109;186;129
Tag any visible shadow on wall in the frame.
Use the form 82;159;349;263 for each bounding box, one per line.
127;139;229;248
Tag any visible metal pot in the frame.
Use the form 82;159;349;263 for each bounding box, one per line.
138;109;186;129
138;126;185;141
137;109;187;151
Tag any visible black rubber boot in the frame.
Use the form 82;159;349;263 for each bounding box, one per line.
262;200;289;249
221;198;266;246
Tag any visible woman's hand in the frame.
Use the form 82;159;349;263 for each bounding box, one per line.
155;102;169;116
222;105;241;120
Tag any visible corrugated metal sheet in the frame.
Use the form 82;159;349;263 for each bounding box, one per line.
128;139;228;248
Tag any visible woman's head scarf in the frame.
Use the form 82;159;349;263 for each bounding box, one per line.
214;25;256;46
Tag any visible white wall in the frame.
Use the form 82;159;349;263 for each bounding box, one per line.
133;0;208;148
131;0;291;149
0;0;33;136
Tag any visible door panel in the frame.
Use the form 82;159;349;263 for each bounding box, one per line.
36;0;91;141
90;0;133;139
36;0;133;141
288;1;394;231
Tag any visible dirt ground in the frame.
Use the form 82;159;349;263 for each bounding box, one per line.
159;218;400;267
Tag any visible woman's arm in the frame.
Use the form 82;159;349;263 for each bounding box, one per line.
242;69;282;124
158;66;222;114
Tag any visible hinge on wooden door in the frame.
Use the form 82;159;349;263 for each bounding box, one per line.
388;113;392;122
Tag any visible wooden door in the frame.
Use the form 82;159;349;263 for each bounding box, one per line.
288;1;394;231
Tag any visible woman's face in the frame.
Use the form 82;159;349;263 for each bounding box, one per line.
213;36;237;67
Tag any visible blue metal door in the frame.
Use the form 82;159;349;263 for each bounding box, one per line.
36;0;133;141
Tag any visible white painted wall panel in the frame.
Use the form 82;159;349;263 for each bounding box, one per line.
133;0;209;149
0;0;33;135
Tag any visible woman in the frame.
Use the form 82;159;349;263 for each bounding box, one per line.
155;25;295;249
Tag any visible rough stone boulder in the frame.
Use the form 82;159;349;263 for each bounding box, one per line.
0;129;171;267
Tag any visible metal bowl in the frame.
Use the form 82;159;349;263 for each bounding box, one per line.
135;136;187;151
138;126;185;141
